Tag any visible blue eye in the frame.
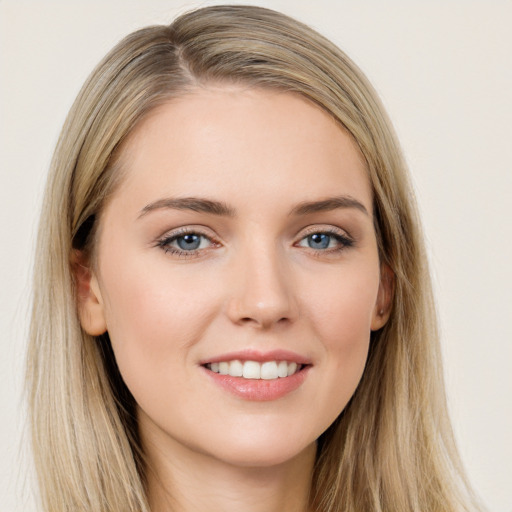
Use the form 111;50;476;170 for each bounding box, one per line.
157;231;214;255
307;233;332;249
176;234;202;250
297;230;353;252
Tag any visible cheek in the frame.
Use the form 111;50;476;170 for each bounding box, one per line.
98;253;220;395
304;260;379;350
299;260;379;418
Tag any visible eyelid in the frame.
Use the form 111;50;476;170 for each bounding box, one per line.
153;223;355;258
157;225;215;239
154;226;221;257
297;224;352;240
294;224;355;253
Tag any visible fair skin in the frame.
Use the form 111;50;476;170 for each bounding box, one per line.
77;86;392;512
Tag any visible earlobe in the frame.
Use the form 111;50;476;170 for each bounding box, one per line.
71;250;107;336
371;263;394;331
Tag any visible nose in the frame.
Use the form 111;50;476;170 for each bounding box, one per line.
225;246;299;329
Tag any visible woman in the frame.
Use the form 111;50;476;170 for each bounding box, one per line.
27;5;483;511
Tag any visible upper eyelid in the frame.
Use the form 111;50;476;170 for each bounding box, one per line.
153;228;220;255
296;224;352;239
155;230;218;257
157;225;218;240
155;224;353;245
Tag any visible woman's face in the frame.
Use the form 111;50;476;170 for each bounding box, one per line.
79;86;391;468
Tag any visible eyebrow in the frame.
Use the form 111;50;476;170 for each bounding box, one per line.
290;196;369;216
138;194;369;219
138;197;236;218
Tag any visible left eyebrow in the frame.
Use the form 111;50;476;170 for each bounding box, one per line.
290;196;369;216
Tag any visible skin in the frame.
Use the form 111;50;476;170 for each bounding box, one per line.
77;86;392;512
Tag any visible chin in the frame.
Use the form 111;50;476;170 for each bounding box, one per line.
205;432;317;469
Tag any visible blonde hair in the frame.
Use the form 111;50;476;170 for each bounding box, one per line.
27;5;482;511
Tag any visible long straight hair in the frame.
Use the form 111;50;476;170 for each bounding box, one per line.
27;5;483;511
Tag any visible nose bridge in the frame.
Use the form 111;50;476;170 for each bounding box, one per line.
226;238;298;328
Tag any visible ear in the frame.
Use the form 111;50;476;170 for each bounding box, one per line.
371;263;395;331
71;250;107;336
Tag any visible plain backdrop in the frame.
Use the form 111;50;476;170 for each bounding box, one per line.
1;1;511;510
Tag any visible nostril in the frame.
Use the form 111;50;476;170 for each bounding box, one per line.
237;314;291;329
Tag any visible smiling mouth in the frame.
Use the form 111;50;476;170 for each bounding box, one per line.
203;360;305;380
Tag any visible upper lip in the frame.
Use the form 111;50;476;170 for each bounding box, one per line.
199;349;312;366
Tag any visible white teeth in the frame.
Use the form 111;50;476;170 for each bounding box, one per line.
243;361;261;379
229;360;243;377
261;361;278;380
287;362;297;376
277;361;288;378
206;360;303;380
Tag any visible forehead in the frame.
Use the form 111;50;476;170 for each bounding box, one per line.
111;86;372;215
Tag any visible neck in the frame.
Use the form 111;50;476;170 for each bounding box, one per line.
142;425;316;512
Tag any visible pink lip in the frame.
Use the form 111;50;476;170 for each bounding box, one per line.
201;365;311;401
199;349;312;401
199;349;312;365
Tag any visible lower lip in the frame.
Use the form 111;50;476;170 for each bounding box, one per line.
201;366;310;401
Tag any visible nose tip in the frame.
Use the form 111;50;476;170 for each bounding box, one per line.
225;255;298;329
235;300;293;329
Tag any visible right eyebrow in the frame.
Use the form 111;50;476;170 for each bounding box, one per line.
137;197;236;219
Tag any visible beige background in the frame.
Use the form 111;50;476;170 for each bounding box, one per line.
1;1;511;510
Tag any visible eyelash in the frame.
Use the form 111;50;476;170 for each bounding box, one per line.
155;227;218;258
155;227;354;258
295;227;354;255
